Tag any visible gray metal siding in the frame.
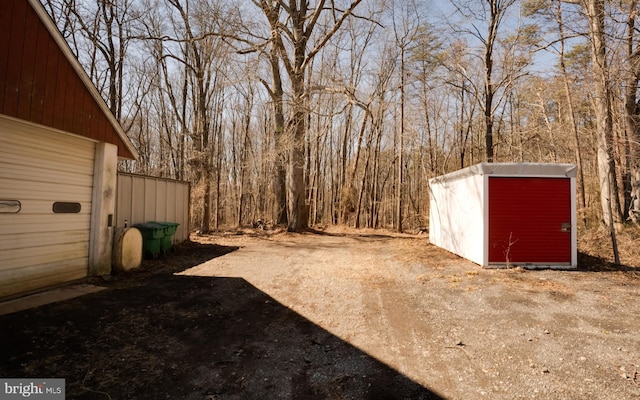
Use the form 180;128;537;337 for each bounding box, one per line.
115;173;190;243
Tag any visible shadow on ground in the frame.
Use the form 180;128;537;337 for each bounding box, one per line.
0;242;444;400
578;251;640;272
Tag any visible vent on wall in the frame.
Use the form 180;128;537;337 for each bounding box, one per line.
52;202;81;213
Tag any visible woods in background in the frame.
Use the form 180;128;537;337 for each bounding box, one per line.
41;0;640;234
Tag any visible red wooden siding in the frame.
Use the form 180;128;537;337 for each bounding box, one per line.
0;0;134;159
488;177;571;264
0;0;9;112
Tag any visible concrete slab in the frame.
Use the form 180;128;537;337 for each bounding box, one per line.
0;284;106;316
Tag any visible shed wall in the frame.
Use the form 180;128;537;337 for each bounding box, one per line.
429;172;485;265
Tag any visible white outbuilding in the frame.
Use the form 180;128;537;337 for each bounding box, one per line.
428;163;577;269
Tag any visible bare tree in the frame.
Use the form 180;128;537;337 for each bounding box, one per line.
552;0;621;261
621;0;640;223
582;0;623;236
555;0;589;226
151;0;231;232
263;27;288;226
450;0;519;161
252;0;364;232
70;0;133;120
391;0;422;232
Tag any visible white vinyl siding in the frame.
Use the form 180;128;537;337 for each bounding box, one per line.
0;115;95;298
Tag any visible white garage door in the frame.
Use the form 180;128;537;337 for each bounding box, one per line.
0;116;96;298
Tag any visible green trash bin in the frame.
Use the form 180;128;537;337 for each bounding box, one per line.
133;222;165;258
151;222;180;253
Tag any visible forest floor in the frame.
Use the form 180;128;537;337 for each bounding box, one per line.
1;226;639;399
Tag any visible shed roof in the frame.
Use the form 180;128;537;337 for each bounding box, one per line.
429;163;577;185
0;0;138;160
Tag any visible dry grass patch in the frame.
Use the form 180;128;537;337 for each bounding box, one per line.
579;225;640;270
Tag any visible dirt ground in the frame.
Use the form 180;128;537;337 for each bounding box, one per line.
1;227;639;399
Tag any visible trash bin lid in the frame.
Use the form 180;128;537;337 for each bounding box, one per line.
133;222;166;239
150;221;180;235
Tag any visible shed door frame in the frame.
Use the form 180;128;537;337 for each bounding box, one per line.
485;176;577;266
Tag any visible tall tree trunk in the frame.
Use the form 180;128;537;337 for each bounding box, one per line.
268;42;288;225
370;102;386;228
287;74;309;231
584;0;623;231
484;1;499;162
354;147;370;229
623;0;640;223
342;108;369;224
339;105;353;223
397;47;405;232
583;0;621;263
556;0;587;226
238;92;253;227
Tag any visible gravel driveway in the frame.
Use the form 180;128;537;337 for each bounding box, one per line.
185;230;640;399
1;229;639;399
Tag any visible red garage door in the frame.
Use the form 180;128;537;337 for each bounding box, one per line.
488;177;571;265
